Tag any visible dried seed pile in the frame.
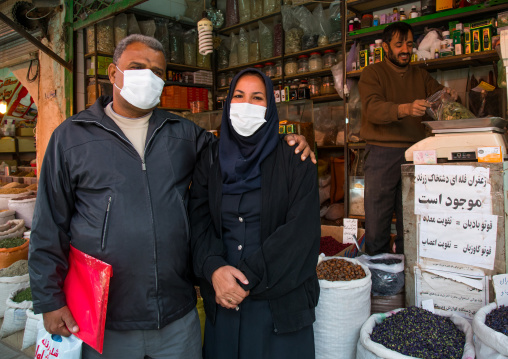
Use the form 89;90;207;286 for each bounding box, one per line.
319;236;351;256
0;260;28;277
485;305;508;336
371;306;465;359
0;237;26;249
316;258;366;281
13;287;31;303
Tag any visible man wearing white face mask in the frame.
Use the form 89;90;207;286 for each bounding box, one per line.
29;34;315;359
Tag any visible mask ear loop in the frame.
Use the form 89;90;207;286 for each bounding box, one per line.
114;66;124;91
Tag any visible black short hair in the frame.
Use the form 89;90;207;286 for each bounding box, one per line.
382;22;414;44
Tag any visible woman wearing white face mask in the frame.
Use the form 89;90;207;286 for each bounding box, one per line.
189;68;320;359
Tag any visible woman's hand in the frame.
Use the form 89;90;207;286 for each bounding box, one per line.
211;266;250;309
284;134;317;164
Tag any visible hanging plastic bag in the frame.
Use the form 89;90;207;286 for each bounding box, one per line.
183;29;197;67
356;254;405;296
154;19;170;59
282;5;303;54
217;38;230;69
127;14;141;35
426;89;475;121
35;320;83;359
169;23;184;64
229;33;239;67
329;1;341;43
249;29;260;62
238;27;249;64
259;20;273;59
139;20;156;37
294;6;316;50
314;4;330;46
238;0;251;23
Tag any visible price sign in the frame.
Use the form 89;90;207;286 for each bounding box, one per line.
343;218;358;245
493;274;508;306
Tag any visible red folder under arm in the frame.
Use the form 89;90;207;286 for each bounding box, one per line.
63;245;113;354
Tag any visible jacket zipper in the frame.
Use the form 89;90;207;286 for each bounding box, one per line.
101;196;112;250
75;117;170;328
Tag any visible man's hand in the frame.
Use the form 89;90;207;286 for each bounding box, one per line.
211;266;249;309
43;306;79;337
398;99;430;118
284;134;317;164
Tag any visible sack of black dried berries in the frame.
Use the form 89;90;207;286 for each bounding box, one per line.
472;303;508;358
357;253;405;296
357;306;475;359
314;257;372;359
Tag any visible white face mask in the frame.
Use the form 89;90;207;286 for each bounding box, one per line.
114;67;165;110
229;102;267;137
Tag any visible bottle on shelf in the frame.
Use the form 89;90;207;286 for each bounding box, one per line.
348;19;354;32
298;80;311;100
399;8;407;20
353;17;361;30
421;0;436;16
410;6;419;18
373;14;380;26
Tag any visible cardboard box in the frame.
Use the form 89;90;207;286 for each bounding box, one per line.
0;138;16;152
371;292;405;314
436;0;453;11
321;225;366;258
17;137;36;152
16;128;35;137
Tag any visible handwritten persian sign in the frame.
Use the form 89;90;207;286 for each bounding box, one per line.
414;165;491;215
493;274;508;306
343;218;358;244
419;212;497;270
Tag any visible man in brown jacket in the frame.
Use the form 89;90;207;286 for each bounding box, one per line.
359;22;455;255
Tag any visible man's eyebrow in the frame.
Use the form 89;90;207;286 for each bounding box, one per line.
127;61;146;67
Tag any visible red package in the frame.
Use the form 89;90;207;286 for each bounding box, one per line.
63;245;113;354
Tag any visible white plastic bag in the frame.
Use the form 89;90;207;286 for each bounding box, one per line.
472;302;508;359
314;257;372;359
0;271;29;318
35;320;83;359
357;254;405;296
22;308;42;349
0;284;32;337
356;309;476;359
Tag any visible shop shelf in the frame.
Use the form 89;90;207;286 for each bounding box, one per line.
218;12;281;35
347;50;500;78
84;51;113;59
217;56;283;73
166;63;211;72
312;94;343;103
285;68;333;81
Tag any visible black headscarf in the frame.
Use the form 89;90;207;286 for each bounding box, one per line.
219;68;279;194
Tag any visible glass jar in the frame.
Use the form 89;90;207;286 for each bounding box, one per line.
254;63;265;75
298;80;310;100
309;52;323;72
309;77;321;97
297;54;309;74
226;71;235;86
218;73;227;88
264;62;275;78
320;76;336;95
323;49;337;68
284;58;298;76
289;80;299;101
275;60;283;78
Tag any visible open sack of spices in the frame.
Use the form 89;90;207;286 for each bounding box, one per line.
0;259;29;318
426;89;475;121
0;285;32;338
357;253;405;296
314;257;372;359
472;303;508;359
357;306;475;359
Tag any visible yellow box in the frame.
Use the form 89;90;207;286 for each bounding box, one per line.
0;138;16;152
17;137;36;152
482;27;492;51
16;128;35;137
436;0;454;11
472;29;481;52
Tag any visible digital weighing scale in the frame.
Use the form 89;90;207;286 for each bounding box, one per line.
405;117;508;162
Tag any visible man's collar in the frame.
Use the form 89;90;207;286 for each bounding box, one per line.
384;58;410;76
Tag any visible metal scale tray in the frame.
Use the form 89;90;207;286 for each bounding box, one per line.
423;117;507;134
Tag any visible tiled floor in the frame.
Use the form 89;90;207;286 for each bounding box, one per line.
0;341;31;359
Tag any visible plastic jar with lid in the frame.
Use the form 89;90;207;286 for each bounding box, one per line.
361;14;373;29
275;60;283;78
323;50;337;68
298;80;310;99
289;80;299;100
297;55;309;74
218;73;227;88
309;77;321;97
264;62;275;78
320;76;336;95
309;52;323;72
284;58;298;76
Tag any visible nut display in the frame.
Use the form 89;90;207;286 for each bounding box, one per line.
319;236;351;256
371;306;466;359
316;258;366;281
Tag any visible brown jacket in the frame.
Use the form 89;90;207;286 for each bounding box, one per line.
358;60;443;147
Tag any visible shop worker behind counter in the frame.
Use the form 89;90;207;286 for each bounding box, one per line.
358;22;457;255
28;34;314;359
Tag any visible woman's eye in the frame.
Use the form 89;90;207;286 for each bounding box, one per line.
233;94;243;98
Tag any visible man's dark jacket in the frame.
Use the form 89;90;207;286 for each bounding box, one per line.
189;139;321;334
28;96;213;330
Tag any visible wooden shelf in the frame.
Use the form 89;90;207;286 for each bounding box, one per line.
347;51;500;78
218;12;281;35
347;142;366;148
285;68;333;81
166;63;211;72
285;41;345;58
84;51;113;58
86;74;109;79
217;56;283;73
312;94;343;103
165;81;212;88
